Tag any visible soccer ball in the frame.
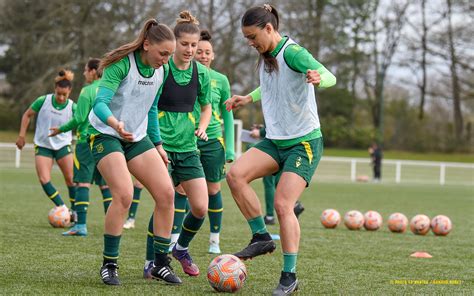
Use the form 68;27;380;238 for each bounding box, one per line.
320;209;341;228
387;213;408;233
431;215;452;236
344;210;365;230
410;214;430;235
207;254;247;292
48;206;70;228
363;211;383;231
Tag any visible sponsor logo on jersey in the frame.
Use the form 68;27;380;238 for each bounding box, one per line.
138;80;154;86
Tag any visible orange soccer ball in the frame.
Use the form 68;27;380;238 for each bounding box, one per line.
387;213;408;233
320;209;341;228
410;214;431;235
363;211;383;231
344;210;365;230
431;215;452;236
48;206;71;228
207;254;247;293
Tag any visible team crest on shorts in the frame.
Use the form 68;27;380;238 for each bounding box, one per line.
96;143;104;153
295;156;302;168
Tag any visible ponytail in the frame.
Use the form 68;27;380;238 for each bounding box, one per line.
55;69;74;88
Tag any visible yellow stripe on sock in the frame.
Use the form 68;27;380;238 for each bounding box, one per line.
182;225;198;233
132;200;140;204
208;208;223;213
147;231;154;237
49;191;59;199
154;241;170;246
103;255;119;259
75;202;89;206
174;209;186;213
103;198;112;202
69;198;75;202
301;141;313;164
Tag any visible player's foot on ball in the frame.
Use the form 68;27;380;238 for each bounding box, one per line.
272;271;298;296
172;246;200;276
100;263;120;286
151;256;182;285
234;232;276;260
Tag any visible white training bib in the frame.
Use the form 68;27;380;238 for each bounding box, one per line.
34;94;73;150
259;38;320;140
89;52;164;142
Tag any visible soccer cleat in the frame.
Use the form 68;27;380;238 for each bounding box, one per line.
272;271;299;296
151;257;182;285
143;261;154;279
62;224;87;236
293;201;305;219
123;218;135;229
208;241;221;254
233;232;276;260
264;215;276;225
100;263;120;286
172;246;200;276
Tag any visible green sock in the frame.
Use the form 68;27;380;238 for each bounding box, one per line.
263;175;275;217
146;214;155;261
154;236;171;265
171;192;187;234
248;216;267;235
185;199;190;214
128;186;142;219
283;253;298;273
41;182;64;206
208;192;223;233
103;234;121;264
68;186;76;211
75;187;90;225
177;213;205;248
101;188;112;213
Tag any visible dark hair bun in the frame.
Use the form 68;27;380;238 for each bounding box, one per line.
200;30;212;41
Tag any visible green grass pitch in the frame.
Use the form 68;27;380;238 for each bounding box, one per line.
0;167;472;294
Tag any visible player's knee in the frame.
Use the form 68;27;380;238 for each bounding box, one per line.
226;168;243;189
38;176;50;184
274;199;293;217
191;204;207;218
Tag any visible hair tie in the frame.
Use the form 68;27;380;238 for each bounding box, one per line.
263;4;272;12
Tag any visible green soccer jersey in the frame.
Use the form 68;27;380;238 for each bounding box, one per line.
158;58;211;153
31;95;77;113
193;68;235;161
59;79;100;143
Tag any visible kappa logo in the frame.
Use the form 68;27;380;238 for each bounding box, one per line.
295;156;302;168
96;143;104;153
138;80;154;86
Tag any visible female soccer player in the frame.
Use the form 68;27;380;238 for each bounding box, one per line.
225;5;336;295
144;11;212;278
50;58;113;236
87;19;181;286
194;29;235;254
16;70;76;217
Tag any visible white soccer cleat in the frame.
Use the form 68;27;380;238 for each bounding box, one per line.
123;218;135;229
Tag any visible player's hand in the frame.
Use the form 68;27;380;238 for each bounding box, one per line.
48;127;61;137
224;95;252;111
195;128;208;141
115;121;133;142
156;144;169;166
250;128;261;139
15;136;25;150
306;69;321;85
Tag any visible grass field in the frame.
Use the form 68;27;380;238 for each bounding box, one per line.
0;167;473;295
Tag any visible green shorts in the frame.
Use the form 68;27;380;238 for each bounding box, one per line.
197;138;226;183
89;134;155;164
73;142;106;185
35;145;72;160
167;150;205;186
253;137;323;186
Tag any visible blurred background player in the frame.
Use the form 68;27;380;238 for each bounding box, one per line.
16;70;76;222
123;179;144;229
144;11;212;278
50;59;113;236
368;142;383;182
249;124;305;226
88;19;181;285
225;5;335;295
194;29;235;254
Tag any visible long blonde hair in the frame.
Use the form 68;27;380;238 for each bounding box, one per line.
100;19;175;71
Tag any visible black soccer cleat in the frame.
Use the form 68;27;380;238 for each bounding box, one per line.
151;257;182;285
293;201;305;219
100;263;120;286
234;232;276;260
272;271;299;296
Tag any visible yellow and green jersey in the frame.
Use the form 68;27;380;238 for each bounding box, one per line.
158;58;211;153
59;79;100;143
